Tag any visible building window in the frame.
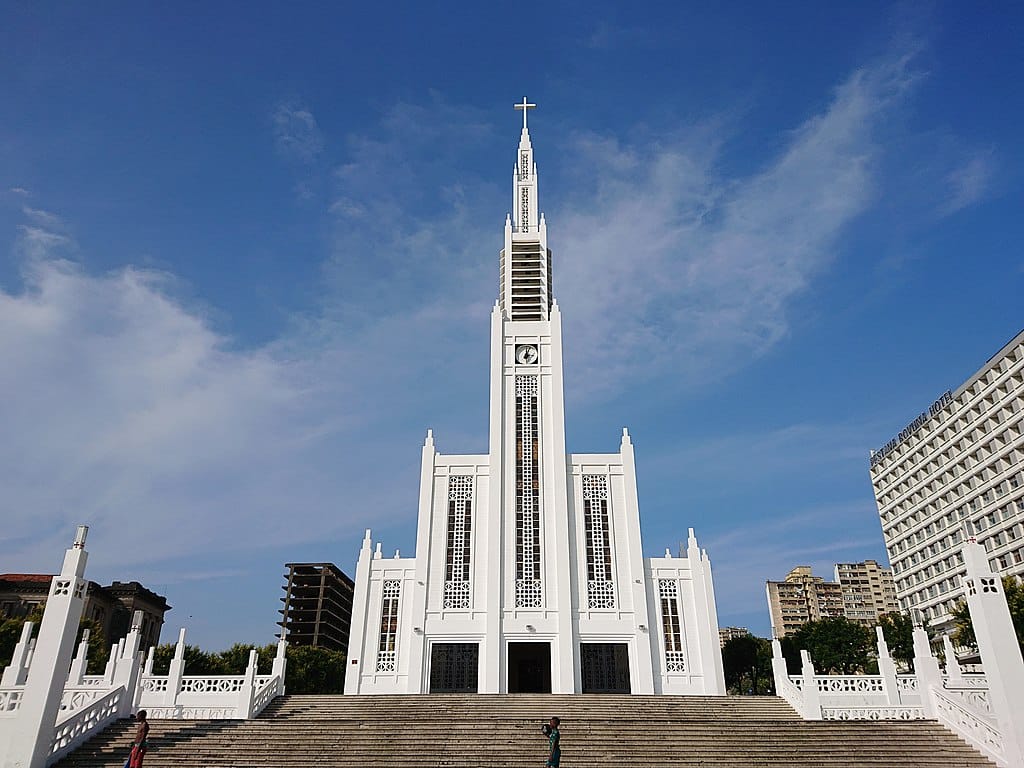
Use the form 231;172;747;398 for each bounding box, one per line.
583;474;615;609
376;580;401;672
444;476;473;609
658;579;685;672
515;375;542;607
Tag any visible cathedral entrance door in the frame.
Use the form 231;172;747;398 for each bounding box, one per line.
429;643;479;693
507;642;551;693
580;643;631;693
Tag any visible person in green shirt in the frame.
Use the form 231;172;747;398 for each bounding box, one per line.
545;716;561;767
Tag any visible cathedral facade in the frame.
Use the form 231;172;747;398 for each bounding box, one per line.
344;103;726;695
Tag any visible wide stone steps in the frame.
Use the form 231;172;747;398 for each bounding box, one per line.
53;694;995;768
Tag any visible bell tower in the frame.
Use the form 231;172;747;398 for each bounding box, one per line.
486;99;576;693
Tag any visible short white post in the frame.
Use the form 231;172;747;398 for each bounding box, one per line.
1;621;35;686
912;626;941;718
272;636;288;696
164;628;187;710
799;650;822;719
102;644;117;685
963;538;1024;768
876;625;900;705
112;611;145;717
236;649;259;719
941;635;963;686
143;646;155;677
67;628;90;686
1;526;91;768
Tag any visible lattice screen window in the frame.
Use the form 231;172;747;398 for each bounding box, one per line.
515;375;543;608
444;475;473;609
583;474;615;609
376;580;401;672
658;579;686;672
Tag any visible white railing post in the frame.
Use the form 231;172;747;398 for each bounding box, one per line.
236;650;259;719
799;650;822;720
112;611;145;718
102;644;117;685
912;626;941;718
1;620;35;686
164;628;187;712
963;538;1024;768
272;636;288;696
2;526;90;768
875;626;901;705
143;647;155;677
67;628;90;686
942;634;964;686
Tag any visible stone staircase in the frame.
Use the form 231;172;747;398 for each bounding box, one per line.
53;694;994;768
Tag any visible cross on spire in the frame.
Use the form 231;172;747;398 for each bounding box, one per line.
514;97;536;130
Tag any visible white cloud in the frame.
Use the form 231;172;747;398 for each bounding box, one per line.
9;187;31;196
939;150;994;215
555;53;918;399
272;102;324;164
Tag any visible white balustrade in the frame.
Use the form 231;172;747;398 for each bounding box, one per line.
0;687;24;716
822;706;925;720
58;687;105;713
48;687;124;765
931;685;1004;765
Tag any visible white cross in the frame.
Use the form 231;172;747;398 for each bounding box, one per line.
514;97;536;130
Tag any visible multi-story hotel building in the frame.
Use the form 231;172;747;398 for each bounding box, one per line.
834;560;899;626
869;329;1024;633
766;566;846;637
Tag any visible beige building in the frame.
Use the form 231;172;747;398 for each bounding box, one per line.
766;566;845;637
718;626;750;647
834;560;899;626
869;328;1024;633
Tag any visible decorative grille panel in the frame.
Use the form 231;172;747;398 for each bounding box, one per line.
376;580;401;672
583;474;615;608
444;475;473;609
658;579;686;673
515;375;542;607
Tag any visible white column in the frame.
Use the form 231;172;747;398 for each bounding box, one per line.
941;635;963;685
799;650;822;719
483;302;504;694
875;626;900;706
912;626;941;718
3;526;90;768
343;531;374;694
271;636;287;696
962;538;1024;768
1;621;34;686
164;628;187;710
236;650;258;719
620;429;655;694
687;530;726;695
66;629;90;686
112;612;145;717
406;430;436;694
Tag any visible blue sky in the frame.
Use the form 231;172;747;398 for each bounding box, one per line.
2;3;1022;649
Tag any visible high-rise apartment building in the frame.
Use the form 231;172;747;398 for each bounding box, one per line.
766;566;845;637
718;626;750;647
869;329;1024;633
834;560;899;626
279;563;354;652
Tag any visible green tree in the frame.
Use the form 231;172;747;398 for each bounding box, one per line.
149;643;227;675
284;645;346;694
951;576;1024;655
721;634;773;695
790;617;874;674
877;612;915;671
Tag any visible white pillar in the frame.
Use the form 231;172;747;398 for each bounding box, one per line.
912;626;941;718
143;647;155;677
1;621;34;686
271;636;287;696
2;526;90;768
344;531;374;694
236;650;258;719
875;626;900;706
164;628;187;710
799;650;821;719
941;635;963;685
112;612;145;717
770;638;790;697
962;538;1024;768
67;628;90;686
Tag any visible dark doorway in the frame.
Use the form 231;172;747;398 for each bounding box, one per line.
581;643;631;693
507;641;551;693
429;643;479;693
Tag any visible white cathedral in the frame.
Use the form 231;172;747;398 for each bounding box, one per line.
344;101;726;696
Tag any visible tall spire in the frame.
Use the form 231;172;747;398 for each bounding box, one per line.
500;98;552;321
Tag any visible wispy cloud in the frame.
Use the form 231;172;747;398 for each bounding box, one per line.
939;150;994;215
556;52;919;399
9;187;30;197
272;101;324;164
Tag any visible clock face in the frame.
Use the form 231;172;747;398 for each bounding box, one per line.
516;344;539;365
